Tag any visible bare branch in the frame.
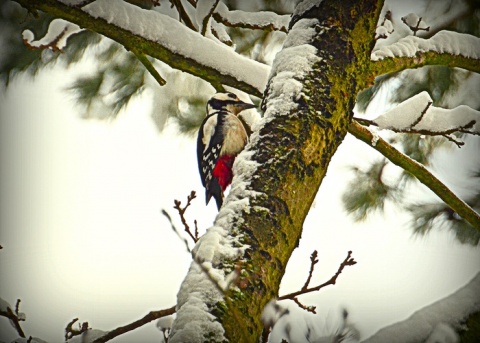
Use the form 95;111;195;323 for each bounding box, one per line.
213;3;289;33
348;120;480;231
301;250;318;290
91;307;176;343
292;297;316;314
278;251;356;301
410;101;432;127
0;301;26;338
441;133;465;148
173;190;199;243
169;0;196;31
200;0;220;36
65;318;89;341
23;26;68;52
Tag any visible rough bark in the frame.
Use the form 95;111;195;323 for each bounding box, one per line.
171;1;382;341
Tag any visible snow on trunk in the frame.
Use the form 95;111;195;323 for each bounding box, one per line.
169;5;323;342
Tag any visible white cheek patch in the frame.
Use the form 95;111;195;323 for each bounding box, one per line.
202;114;218;148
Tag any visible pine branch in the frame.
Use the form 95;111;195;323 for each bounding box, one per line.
348;120;480;231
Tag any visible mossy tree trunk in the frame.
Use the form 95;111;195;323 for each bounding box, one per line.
214;0;383;341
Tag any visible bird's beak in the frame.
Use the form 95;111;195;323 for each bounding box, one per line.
230;101;256;115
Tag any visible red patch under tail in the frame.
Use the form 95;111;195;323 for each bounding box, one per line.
212;155;236;191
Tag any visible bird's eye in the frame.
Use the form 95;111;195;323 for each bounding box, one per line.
227;93;236;99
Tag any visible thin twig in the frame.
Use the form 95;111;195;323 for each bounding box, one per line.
410;101;432;127
169;0;196;31
132;50;166;86
23;26;68;52
401;15;430;36
292;297;316;314
173;191;199;243
200;0;220;36
91;307;176;343
0;305;26;338
352;111;476;145
442;134;465;148
348;120;480;230
301;250;318;290
162;209;191;252
212;11;289;33
65;318;89;341
278;251;356;301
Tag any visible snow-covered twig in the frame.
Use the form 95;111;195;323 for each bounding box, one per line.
372;30;480;61
358;92;480;146
348;120;480;231
0;298;26;338
375;10;394;40
65;306;176;343
213;2;290;33
65;318;90;341
22;18;83;52
90;306;176;343
211;20;232;46
197;0;220;36
401;13;430;36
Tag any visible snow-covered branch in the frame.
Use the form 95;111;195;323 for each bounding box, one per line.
363;91;480;146
14;0;269;97
348;120;480;231
22;18;83;52
372;30;480;61
0;298;26;338
196;0;220;36
363;272;480;343
64;306;176;343
213;2;290;33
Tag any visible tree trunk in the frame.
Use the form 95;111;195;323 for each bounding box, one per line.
170;0;382;341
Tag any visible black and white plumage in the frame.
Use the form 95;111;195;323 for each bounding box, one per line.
197;92;256;209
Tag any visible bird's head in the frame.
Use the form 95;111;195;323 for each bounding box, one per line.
206;92;256;115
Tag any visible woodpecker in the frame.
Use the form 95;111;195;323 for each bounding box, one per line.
197;92;256;209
